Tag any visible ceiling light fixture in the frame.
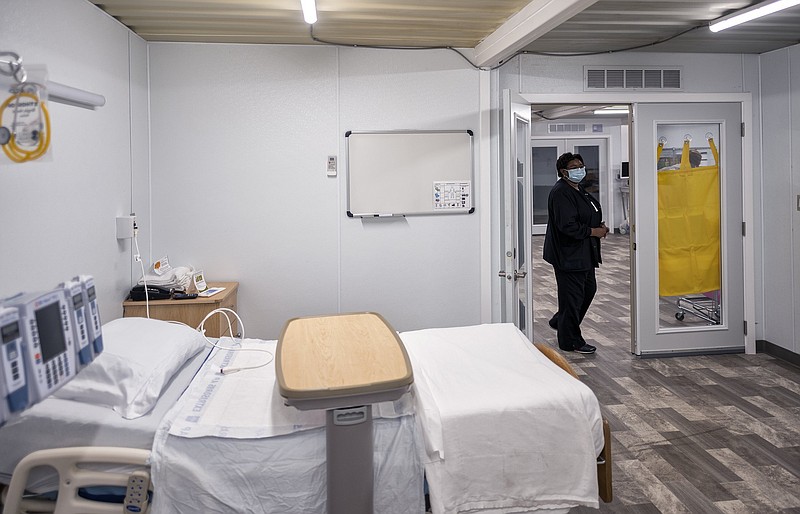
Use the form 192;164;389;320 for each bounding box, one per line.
709;0;800;32
300;0;317;24
593;106;629;115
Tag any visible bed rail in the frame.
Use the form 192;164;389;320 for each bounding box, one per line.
2;447;151;514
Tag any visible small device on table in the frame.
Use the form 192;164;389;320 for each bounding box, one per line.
276;312;413;514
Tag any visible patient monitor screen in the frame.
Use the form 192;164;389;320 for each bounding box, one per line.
2;320;19;344
35;302;66;363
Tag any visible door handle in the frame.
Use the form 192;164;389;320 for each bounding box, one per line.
498;270;526;280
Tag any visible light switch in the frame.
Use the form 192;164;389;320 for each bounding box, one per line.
327;156;337;177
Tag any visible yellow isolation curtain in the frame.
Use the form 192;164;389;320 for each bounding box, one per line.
656;138;721;296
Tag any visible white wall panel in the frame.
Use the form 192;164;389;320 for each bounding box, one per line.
0;0;143;323
337;48;482;332
147;45;482;338
519;52;747;94
147;44;340;339
759;48;795;352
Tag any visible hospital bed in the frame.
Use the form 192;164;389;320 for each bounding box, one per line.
0;317;610;514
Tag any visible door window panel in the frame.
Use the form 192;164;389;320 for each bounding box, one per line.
655;124;722;330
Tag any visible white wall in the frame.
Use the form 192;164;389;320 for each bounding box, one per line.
0;0;148;323
760;44;799;354
147;44;482;339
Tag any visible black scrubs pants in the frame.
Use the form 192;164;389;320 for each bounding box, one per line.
553;267;597;351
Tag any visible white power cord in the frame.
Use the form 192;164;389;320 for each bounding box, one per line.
195;308;274;375
132;224;150;319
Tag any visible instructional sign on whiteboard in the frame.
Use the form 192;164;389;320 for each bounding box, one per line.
433;181;471;210
346;130;474;217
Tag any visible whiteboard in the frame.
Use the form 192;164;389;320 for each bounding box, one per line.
346;130;474;217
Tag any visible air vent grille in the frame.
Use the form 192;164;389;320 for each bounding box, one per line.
548;123;586;133
663;69;682;88
584;67;682;90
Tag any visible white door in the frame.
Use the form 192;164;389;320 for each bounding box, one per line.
501;90;534;339
633;102;744;355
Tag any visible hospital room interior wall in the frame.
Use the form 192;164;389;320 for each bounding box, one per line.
0;0;149;323
147;43;340;340
147;44;483;338
759;45;799;354
336;48;482;332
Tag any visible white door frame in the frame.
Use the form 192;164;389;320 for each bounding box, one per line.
519;92;755;354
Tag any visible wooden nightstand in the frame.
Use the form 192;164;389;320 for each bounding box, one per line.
122;282;239;337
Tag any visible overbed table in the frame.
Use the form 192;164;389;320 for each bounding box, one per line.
276;312;413;514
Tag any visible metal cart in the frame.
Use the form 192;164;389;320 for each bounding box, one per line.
675;291;720;325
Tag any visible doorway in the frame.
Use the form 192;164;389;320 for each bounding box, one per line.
528;105;631;352
520;95;753;355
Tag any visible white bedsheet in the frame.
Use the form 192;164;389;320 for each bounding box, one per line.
0;350;211;492
151;339;424;513
400;323;604;514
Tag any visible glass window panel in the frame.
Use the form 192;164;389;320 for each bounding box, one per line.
655;123;723;330
531;146;557;226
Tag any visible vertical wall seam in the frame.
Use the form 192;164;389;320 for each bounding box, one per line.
127;33;134;285
146;44;153;266
336;47;342;314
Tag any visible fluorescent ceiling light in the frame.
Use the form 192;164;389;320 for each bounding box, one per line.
709;0;800;32
593;106;629;115
301;0;317;24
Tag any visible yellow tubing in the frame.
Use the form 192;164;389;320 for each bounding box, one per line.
1;91;51;163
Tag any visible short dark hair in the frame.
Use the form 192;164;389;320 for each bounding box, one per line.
689;149;702;167
556;152;584;173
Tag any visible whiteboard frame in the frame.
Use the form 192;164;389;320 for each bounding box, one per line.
345;129;475;217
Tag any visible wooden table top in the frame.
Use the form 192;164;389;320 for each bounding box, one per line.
276;312;413;404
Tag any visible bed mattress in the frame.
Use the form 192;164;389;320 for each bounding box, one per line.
150;339;424;513
0;349;211;491
400;323;605;514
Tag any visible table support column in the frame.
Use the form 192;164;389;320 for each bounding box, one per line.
326;405;373;514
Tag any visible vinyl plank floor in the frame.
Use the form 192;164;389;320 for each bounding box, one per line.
531;234;800;513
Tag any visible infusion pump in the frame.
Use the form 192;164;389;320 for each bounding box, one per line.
76;275;103;357
1;276;103;427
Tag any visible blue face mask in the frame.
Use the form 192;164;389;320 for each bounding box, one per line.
566;167;586;183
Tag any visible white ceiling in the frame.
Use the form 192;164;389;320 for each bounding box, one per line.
90;0;800;67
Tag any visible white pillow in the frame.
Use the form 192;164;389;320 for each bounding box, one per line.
53;317;207;419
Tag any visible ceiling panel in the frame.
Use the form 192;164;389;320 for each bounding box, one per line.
89;0;800;58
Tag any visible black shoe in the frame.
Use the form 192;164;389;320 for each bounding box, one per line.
573;343;596;354
548;316;558;331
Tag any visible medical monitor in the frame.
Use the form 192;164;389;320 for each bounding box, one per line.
75;275;103;356
60;279;95;367
0;306;28;426
4;290;77;404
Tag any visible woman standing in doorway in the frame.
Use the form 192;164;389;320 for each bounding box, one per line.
543;152;609;354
